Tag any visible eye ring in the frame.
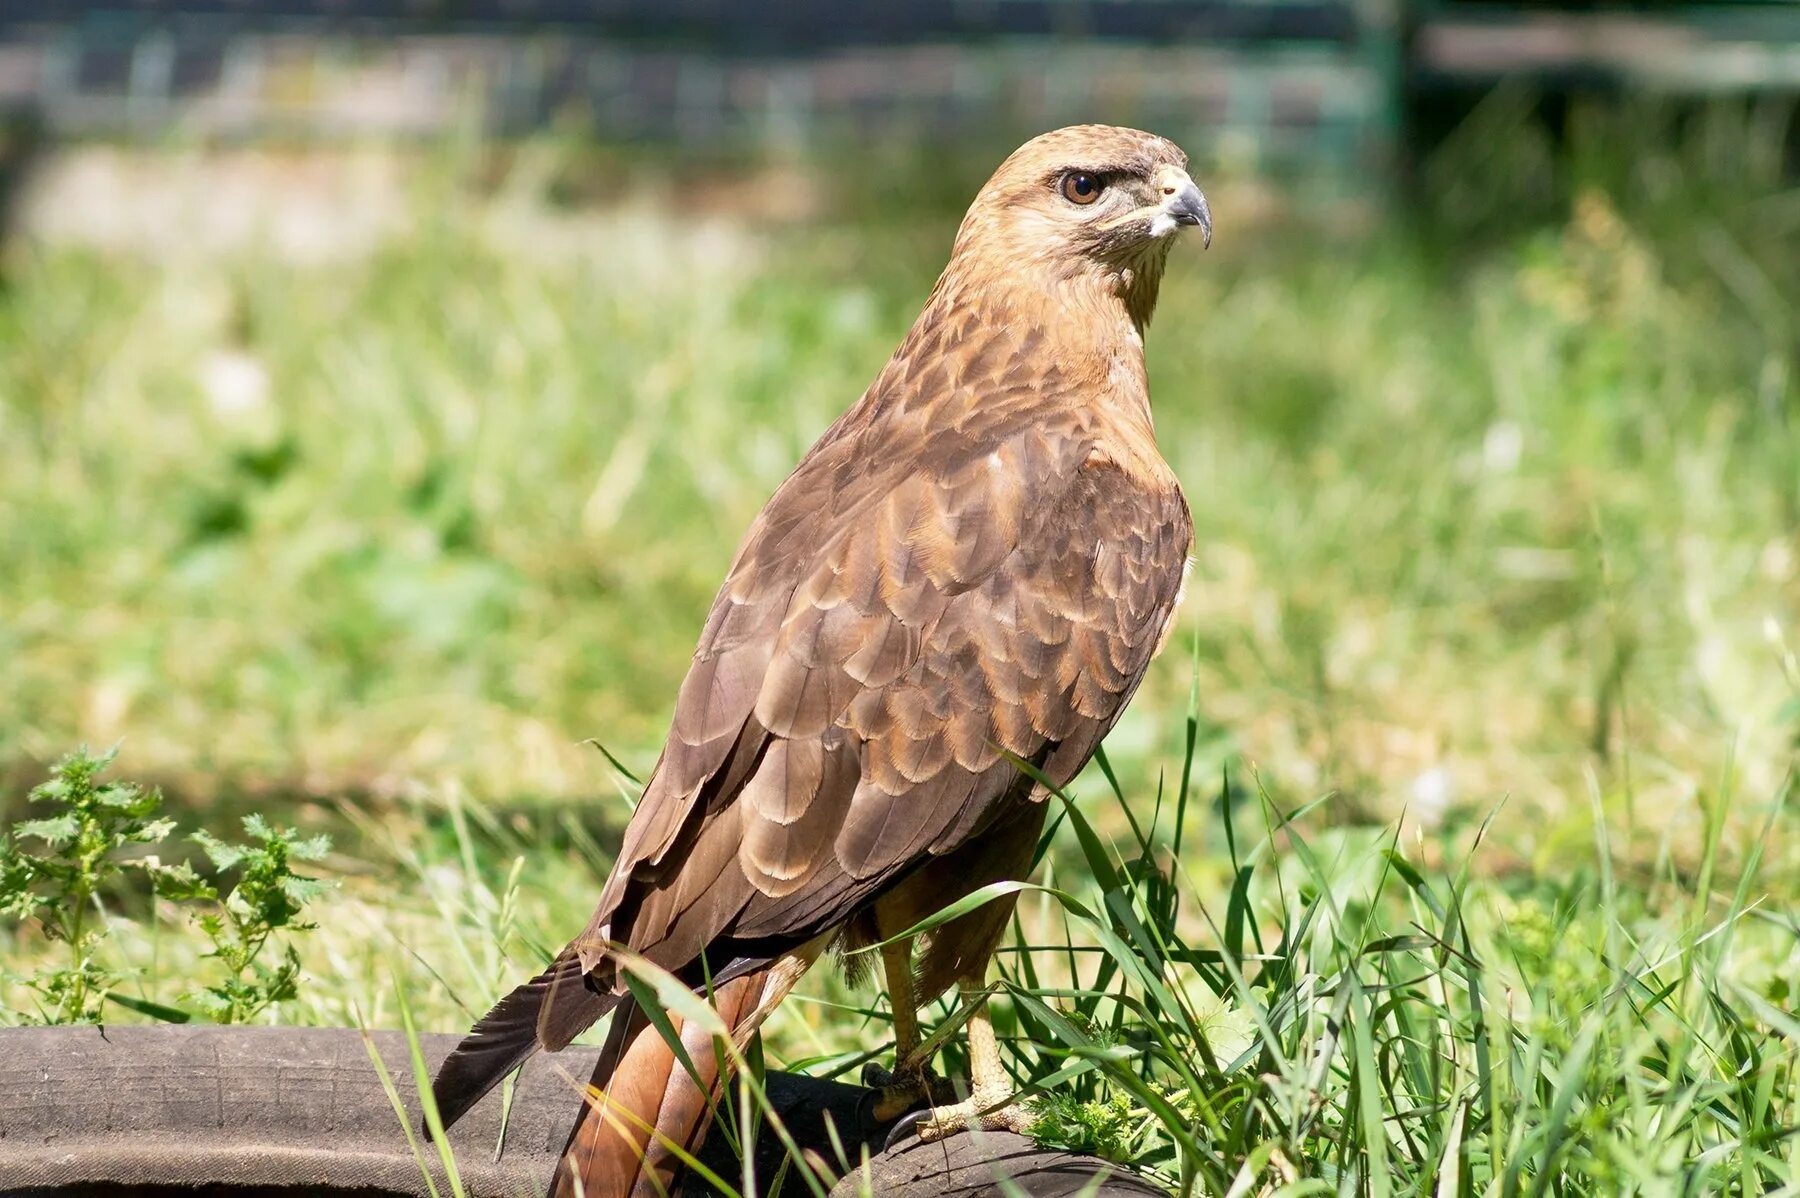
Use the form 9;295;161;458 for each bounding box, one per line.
1060;172;1104;205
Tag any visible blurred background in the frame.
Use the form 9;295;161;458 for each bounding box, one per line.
1;0;1797;1032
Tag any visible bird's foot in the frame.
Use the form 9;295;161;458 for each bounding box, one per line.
861;1059;953;1123
889;1089;1036;1145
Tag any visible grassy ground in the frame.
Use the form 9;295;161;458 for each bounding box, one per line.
2;105;1798;1192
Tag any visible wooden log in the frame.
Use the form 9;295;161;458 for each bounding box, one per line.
0;1025;1159;1197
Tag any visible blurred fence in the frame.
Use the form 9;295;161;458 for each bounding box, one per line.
0;2;1797;175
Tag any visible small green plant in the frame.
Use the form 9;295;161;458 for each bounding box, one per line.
0;746;188;1023
179;815;333;1023
0;746;332;1025
1029;1089;1153;1164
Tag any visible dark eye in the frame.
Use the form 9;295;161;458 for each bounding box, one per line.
1061;172;1104;205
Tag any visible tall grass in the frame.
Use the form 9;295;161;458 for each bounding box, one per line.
968;743;1798;1194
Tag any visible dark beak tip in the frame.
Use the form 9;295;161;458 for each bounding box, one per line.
1185;213;1213;249
1169;184;1213;248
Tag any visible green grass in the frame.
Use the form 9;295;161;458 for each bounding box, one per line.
901;747;1800;1194
2;103;1798;1193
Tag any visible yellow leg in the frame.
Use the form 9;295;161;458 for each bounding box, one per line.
914;985;1034;1141
867;937;944;1121
882;938;919;1066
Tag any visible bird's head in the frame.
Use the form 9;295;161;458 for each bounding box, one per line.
945;124;1210;331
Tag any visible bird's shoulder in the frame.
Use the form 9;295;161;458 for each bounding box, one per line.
722;423;1174;628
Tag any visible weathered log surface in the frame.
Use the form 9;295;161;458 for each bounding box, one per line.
827;1131;1167;1197
0;1025;592;1196
0;1025;1159;1197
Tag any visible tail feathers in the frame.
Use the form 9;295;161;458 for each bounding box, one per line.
551;959;810;1198
430;952;616;1132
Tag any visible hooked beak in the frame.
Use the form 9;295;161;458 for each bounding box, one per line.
1165;180;1212;248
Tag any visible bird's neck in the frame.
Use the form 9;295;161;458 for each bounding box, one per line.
934;262;1162;442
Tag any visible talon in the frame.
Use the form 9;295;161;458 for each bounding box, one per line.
867;1070;947;1123
861;1055;951;1123
883;1108;930;1150
913;1096;1035;1142
870;1086;923;1123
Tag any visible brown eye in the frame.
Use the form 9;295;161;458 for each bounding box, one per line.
1061;172;1104;205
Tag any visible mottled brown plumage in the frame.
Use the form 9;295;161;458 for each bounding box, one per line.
431;124;1209;1197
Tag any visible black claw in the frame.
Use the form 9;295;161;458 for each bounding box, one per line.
883;1108;929;1151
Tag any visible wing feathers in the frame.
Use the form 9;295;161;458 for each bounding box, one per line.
430;952;619;1132
548;423;1188;1094
740;735;857;897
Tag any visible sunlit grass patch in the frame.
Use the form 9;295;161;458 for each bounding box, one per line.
972;749;1800;1193
4;717;1796;1194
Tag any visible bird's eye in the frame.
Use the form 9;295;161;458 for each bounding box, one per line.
1060;172;1104;205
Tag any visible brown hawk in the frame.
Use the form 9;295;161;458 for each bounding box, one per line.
431;124;1210;1197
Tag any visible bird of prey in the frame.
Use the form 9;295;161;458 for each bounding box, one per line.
431;124;1210;1197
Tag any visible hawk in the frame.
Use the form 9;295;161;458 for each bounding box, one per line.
431;124;1210;1197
